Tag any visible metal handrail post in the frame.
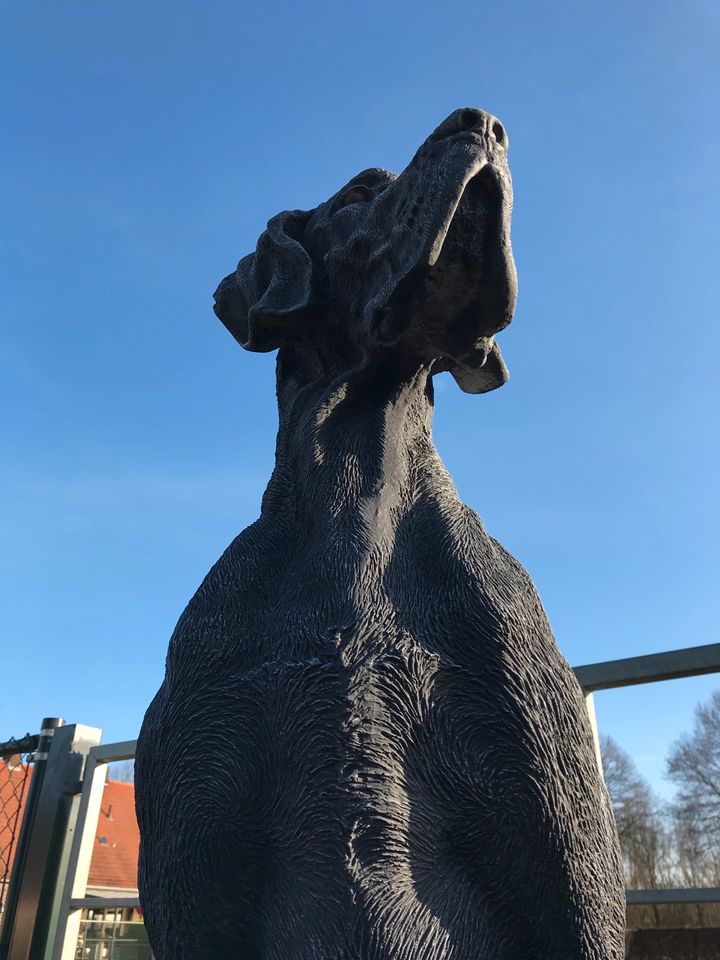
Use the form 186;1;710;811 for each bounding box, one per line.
49;742;134;960
0;719;63;960
2;724;101;960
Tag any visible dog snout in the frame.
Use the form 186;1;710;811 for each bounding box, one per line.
429;108;507;149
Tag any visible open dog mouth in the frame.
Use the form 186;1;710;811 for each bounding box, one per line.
375;164;507;339
371;155;515;397
434;163;504;271
420;161;514;341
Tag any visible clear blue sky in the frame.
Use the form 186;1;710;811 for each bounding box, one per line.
1;0;718;799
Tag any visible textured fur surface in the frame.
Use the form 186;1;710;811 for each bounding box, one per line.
136;108;625;959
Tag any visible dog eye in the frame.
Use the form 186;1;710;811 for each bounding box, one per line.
336;185;373;209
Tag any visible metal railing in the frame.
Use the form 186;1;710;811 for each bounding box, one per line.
575;641;720;908
0;723;103;960
50;741;137;960
574;642;720;692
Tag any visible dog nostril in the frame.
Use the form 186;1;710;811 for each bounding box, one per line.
492;121;506;146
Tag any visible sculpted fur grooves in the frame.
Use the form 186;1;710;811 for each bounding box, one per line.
135;108;626;959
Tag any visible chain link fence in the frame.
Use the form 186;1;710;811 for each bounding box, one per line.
0;734;38;922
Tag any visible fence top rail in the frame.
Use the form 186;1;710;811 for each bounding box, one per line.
0;734;40;758
626;887;720;905
574;642;720;692
69;890;720;911
69;896;141;910
85;645;720;764
90;740;138;765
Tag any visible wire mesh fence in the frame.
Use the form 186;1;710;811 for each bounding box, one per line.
0;734;38;921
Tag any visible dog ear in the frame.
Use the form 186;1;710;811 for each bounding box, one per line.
450;341;509;394
213;209;312;352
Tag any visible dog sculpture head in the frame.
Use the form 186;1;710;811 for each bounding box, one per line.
214;108;517;394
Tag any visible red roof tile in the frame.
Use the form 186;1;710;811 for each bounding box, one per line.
0;759;33;878
90;780;139;891
1;762;139;893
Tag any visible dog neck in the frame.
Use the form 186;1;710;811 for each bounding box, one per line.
261;347;461;547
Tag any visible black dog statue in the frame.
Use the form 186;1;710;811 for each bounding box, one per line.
136;108;625;959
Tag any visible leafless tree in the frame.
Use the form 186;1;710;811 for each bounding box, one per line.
602;735;669;890
599;695;720;931
667;690;720;887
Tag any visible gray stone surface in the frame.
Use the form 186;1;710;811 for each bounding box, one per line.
136;107;626;959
